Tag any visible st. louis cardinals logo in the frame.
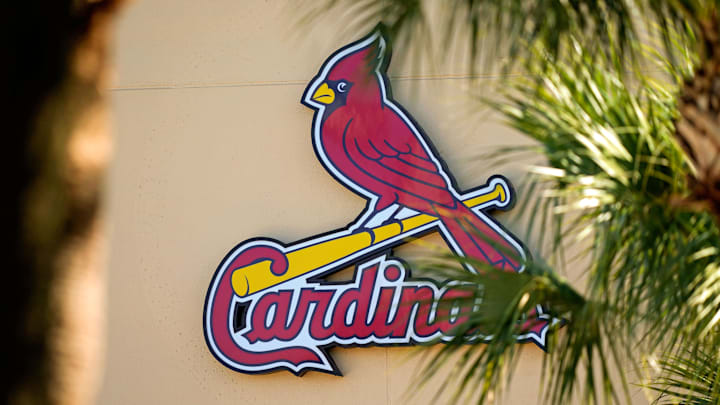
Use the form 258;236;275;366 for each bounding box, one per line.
204;30;552;376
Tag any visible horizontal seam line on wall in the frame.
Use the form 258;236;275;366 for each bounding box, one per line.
110;72;524;92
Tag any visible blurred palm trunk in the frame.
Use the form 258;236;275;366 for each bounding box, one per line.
675;9;720;218
1;1;124;404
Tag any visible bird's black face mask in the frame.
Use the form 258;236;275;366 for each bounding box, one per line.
313;79;353;120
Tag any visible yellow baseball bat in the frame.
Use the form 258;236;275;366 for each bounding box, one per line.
231;182;509;297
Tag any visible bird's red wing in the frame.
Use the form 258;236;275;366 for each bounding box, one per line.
347;126;457;208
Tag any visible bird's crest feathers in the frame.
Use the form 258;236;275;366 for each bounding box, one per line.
324;31;389;82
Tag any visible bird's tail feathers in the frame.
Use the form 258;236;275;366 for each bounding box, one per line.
436;204;522;272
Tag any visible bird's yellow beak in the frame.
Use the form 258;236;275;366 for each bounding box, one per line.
312;83;335;104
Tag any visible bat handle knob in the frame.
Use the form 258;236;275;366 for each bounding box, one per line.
496;183;507;203
228;245;289;296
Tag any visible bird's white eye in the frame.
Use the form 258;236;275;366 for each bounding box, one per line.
337;82;348;93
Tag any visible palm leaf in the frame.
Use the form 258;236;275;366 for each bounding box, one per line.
645;341;720;405
305;0;706;74
407;36;720;404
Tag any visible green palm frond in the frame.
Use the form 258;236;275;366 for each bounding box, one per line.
646;341;720;405
411;256;595;404
502;38;720;350
306;0;708;72
406;37;720;404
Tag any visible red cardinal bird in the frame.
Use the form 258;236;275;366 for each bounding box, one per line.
302;31;523;271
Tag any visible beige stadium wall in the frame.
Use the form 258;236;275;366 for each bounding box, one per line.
100;1;644;404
